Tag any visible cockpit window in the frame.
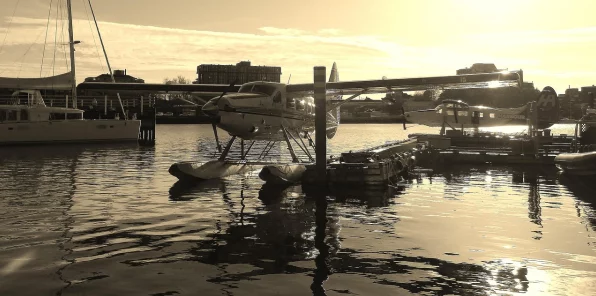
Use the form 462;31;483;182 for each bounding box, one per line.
239;85;253;92
251;84;277;96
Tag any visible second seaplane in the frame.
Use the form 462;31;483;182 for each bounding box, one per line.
403;86;560;135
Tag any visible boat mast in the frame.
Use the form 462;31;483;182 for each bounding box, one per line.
87;0;128;120
66;0;77;108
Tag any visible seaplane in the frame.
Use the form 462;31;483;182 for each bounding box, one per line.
78;62;522;184
167;63;522;184
403;86;560;134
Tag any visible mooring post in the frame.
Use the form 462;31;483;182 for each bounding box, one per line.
314;66;327;185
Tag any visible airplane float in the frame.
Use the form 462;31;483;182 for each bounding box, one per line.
79;63;522;184
403;86;559;135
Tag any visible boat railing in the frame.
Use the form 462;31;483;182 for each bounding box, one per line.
0;94;157;109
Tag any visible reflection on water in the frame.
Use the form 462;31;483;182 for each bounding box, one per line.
0;124;595;295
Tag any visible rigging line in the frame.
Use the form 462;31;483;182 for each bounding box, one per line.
82;0;105;72
16;29;46;78
0;0;20;55
52;0;60;77
40;0;55;77
60;0;69;72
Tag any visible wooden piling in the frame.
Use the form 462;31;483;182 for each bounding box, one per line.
314;66;327;185
137;100;156;145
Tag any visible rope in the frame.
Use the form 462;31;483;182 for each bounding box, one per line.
52;0;59;76
16;29;46;78
40;0;54;77
60;0;69;72
82;0;105;72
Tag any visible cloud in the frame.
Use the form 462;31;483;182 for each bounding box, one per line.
318;28;342;35
468;26;596;45
0;17;595;92
0;18;409;83
259;27;306;36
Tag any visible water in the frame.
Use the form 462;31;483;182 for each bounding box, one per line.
0;124;595;296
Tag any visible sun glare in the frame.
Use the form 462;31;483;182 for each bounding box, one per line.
487;81;501;88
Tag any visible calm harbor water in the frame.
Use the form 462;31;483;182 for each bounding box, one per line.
0;124;595;296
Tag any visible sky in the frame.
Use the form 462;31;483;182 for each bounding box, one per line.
0;0;595;93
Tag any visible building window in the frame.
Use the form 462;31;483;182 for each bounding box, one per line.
490;113;495;118
457;111;468;117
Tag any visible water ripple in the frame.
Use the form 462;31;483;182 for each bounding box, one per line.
0;124;595;295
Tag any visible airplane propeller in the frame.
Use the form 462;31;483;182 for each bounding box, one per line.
210;80;238;153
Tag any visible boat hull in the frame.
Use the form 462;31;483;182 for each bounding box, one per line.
554;151;596;175
0;120;140;145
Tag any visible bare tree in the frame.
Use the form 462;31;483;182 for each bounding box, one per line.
163;76;191;85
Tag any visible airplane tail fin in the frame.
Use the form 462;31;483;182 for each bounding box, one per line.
326;62;340;139
536;86;559;129
328;62;339;83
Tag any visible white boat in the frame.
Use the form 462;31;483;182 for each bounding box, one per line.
0;0;140;145
0;90;139;145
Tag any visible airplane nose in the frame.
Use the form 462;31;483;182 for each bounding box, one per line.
202;98;220;118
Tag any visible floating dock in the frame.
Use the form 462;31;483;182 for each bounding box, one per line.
302;138;418;187
300;130;578;187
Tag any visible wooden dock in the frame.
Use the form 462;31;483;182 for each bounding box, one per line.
302;138;418;187
300;131;576;187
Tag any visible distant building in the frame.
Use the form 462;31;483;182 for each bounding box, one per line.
84;69;145;83
580;86;596;104
456;63;524;84
194;61;282;84
456;63;502;75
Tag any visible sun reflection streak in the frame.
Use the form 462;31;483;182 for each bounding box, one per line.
0;250;36;277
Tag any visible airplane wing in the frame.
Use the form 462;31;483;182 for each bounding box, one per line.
286;71;522;99
77;82;240;95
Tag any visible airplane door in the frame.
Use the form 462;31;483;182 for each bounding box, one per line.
272;91;282;110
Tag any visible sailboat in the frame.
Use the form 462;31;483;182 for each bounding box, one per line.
0;0;140;145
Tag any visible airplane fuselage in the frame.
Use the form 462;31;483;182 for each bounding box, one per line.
202;82;337;141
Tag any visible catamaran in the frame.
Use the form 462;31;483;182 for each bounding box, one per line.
0;0;140;145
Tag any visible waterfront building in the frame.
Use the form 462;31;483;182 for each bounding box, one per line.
194;61;282;84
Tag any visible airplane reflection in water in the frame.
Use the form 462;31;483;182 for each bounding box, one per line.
165;170;594;296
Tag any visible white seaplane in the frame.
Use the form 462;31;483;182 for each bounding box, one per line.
79;63;522;184
404;86;560;134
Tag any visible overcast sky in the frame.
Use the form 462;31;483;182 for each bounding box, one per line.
1;0;595;93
